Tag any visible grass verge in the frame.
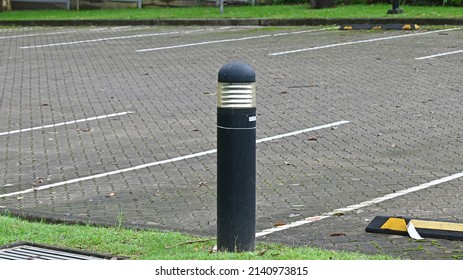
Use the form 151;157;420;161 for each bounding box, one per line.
0;4;462;21
0;214;393;260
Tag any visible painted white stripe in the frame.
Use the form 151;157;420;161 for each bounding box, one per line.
415;49;463;60
0;31;77;40
109;26;133;31
0;120;349;198
0;111;133;136
89;28;108;32
256;171;463;237
89;26;148;32
0;149;218;199
256;120;349;144
20;29;209;49
135;28;335;53
269;28;461;56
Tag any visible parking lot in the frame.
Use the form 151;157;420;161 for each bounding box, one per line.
0;25;462;259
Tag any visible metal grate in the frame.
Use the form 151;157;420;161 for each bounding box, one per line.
0;243;119;260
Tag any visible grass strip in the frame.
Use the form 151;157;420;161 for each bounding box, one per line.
0;214;393;260
0;4;462;21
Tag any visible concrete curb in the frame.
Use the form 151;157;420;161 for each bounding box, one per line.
0;18;463;26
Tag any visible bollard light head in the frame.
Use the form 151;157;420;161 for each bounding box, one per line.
218;62;256;109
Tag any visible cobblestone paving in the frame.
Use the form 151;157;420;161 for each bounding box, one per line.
1;25;462;259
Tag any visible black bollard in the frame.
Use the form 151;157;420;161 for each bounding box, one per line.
217;62;256;252
387;0;403;14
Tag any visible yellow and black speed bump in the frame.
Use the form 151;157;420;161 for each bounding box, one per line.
340;24;420;31
366;216;463;241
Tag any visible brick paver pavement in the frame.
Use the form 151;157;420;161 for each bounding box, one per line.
1;25;462;259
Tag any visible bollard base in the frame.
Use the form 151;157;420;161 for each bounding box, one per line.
387;9;403;14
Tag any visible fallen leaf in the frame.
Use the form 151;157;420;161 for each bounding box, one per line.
198;181;208;187
289;213;301;218
329;233;347;237
203;92;216;96
273;222;287;227
41;103;49;107
76;128;93;132
258;249;268;256
32;177;45;186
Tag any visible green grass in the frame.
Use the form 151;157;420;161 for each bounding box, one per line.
0;4;462;21
0;214;393;260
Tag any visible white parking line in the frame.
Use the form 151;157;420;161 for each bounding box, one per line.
19;29;211;49
89;26;148;32
0;30;77;40
256;120;348;143
0;111;133;136
256;171;463;237
135;28;336;53
0;120;349;198
415;49;463;60
269;28;461;56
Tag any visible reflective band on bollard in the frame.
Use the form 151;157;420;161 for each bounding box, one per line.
217;62;256;252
